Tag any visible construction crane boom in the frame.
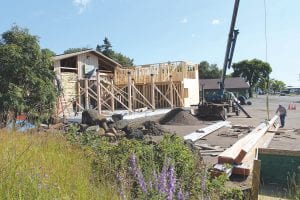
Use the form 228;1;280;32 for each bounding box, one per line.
220;0;240;93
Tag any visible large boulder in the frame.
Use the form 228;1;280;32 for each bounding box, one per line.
82;109;106;125
110;119;129;130
85;125;100;132
112;114;123;122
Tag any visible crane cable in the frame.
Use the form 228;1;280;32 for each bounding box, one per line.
264;0;270;120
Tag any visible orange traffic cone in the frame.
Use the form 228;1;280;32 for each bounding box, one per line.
293;103;296;110
288;104;291;110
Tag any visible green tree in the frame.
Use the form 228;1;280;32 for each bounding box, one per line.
96;37;134;67
63;47;90;54
0;25;57;124
270;79;286;94
232;59;272;97
198;61;222;79
96;37;113;57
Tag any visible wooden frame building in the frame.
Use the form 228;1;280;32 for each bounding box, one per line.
52;49;199;116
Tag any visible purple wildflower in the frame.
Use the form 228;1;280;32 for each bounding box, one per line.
116;172;126;200
177;187;185;200
167;164;176;200
130;154;147;194
153;170;159;191
158;161;168;194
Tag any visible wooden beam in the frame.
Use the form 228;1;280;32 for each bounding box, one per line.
132;79;137;109
99;82;129;110
128;71;132;112
154;85;173;107
172;82;184;106
251;160;261;200
236;116;278;164
110;78;115;112
77;80;81;111
169;75;174;108
96;70;101;115
131;84;153;109
84;79;89;109
59;67;77;71
184;121;231;142
151;74;155;110
218;115;278;164
258;148;300;157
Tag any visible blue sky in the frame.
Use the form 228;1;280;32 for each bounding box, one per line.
1;0;300;86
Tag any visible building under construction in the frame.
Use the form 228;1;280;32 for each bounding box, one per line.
52;49;199;116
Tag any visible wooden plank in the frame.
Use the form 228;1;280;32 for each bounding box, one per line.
128;71;132;112
251;160;261;200
258;148;300;157
184;121;230;142
232;123;279;176
151;74;155;110
218;116;278;164
235;116;278;164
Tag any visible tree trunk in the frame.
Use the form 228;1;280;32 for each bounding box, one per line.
249;87;253;98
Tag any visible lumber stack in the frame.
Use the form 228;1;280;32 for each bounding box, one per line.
184;121;231;142
215;115;279;176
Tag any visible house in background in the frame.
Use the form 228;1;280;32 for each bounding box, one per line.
199;77;250;99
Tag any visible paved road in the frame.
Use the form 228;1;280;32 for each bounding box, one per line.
229;95;300;129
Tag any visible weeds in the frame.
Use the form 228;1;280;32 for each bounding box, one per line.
0;130;117;199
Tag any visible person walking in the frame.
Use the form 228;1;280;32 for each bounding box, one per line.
276;104;287;128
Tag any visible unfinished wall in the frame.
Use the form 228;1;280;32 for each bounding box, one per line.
77;53;99;79
60;73;78;113
183;79;199;107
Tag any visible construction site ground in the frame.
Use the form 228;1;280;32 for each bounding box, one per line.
128;95;300;196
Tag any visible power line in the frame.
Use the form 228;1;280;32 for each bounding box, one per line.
264;0;270;120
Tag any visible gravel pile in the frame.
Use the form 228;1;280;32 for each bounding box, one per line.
159;108;199;125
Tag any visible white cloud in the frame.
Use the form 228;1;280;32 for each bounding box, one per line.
73;0;91;14
212;19;220;25
180;18;188;24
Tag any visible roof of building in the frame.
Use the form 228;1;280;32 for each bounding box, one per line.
199;77;250;90
52;49;122;67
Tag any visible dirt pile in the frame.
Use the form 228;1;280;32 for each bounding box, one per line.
159;108;199;125
143;121;164;136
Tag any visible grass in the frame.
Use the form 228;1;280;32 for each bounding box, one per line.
0;130;118;200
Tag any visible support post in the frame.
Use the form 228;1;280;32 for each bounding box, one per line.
84;78;89;109
127;71;132;112
96;71;101;114
251;159;261;200
151;74;155;110
110;77;115;112
169;75;174;108
77;80;81;111
132;78;137;110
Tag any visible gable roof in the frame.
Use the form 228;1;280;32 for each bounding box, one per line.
52;49;122;67
199;77;250;90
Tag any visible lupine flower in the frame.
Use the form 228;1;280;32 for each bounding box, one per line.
158;161;168;194
153;170;159;191
167;164;176;200
130;154;147;193
177;187;185;200
116;172;126;200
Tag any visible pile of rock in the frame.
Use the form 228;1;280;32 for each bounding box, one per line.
81;110;127;139
80;110;165;140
